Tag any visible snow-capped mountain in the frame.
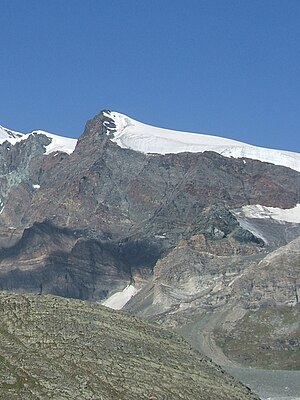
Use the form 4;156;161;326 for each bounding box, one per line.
0;124;77;155
104;111;300;172
0;109;299;375
2;112;300;172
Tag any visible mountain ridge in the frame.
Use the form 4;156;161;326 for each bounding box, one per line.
0;124;77;155
103;111;300;172
0;109;299;383
1;109;300;171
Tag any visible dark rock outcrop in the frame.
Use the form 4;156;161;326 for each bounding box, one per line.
0;221;160;300
1;111;299;240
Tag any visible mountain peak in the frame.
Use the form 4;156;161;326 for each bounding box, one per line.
101;110;300;172
0;124;77;155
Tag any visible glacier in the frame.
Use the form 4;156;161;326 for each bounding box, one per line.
104;111;300;173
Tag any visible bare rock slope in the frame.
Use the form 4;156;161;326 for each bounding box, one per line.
0;291;260;400
125;235;300;370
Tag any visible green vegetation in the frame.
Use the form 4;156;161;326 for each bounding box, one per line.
215;308;300;370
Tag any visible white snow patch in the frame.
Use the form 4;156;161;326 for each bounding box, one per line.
103;111;300;172
0;125;22;140
235;217;270;245
239;204;300;224
102;285;138;310
36;131;77;155
0;125;77;155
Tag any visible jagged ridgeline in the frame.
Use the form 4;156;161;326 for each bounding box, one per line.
0;292;259;400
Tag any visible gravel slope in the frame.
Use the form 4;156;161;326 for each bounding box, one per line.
0;292;260;400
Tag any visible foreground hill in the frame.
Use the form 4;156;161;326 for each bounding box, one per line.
0;292;259;400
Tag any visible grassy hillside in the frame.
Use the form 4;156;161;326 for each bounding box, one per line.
215;307;300;370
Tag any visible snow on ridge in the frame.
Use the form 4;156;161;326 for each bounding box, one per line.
33;130;77;155
104;111;300;172
0;125;77;155
0;125;23;140
237;204;300;224
102;285;138;310
232;204;300;245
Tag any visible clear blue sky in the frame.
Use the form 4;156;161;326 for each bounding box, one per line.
1;0;299;152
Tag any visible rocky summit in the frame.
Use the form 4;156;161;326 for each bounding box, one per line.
0;109;299;377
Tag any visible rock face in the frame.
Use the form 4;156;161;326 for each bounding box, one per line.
0;110;299;371
1;111;299;236
0;292;260;400
0;220;157;300
125;233;300;370
233;236;300;309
